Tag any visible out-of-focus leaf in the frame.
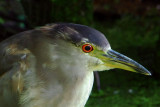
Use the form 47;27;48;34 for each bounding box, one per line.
19;22;25;28
0;17;5;24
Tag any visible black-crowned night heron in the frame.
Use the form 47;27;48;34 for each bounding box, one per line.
0;23;151;107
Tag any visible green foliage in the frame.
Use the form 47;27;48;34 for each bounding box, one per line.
21;0;93;27
114;0;120;4
19;22;25;28
95;15;159;49
86;72;160;107
86;86;160;107
18;14;26;21
50;0;93;25
0;17;5;24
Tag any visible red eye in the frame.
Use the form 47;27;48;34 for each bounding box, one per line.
82;44;93;53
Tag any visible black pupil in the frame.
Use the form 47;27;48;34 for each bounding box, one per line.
85;46;91;51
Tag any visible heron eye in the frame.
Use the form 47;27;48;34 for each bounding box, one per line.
82;44;93;53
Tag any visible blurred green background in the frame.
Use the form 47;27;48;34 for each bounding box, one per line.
0;0;160;107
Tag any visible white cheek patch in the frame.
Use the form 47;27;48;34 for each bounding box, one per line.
88;56;113;71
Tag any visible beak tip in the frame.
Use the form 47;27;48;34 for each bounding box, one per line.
145;71;152;76
147;72;152;76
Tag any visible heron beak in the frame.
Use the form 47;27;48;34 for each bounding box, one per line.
102;49;151;75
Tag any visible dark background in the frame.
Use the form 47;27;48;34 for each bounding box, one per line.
0;0;160;106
